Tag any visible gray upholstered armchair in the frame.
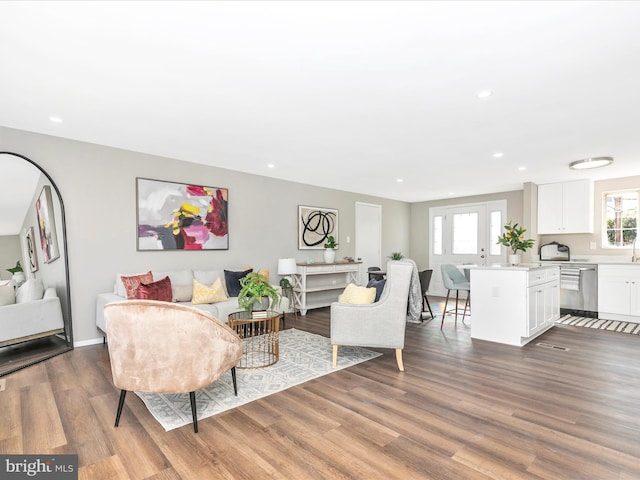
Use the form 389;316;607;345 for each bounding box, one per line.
104;300;243;433
330;261;413;371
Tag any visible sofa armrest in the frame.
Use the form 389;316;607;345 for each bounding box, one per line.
0;294;64;346
96;292;125;336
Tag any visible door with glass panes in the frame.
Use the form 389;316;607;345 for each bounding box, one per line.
429;201;506;296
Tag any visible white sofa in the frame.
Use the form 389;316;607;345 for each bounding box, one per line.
0;279;65;347
95;268;289;337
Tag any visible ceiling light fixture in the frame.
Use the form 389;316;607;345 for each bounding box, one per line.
493;152;504;158
569;156;613;170
477;90;493;99
396;178;404;183
267;164;275;168
49;116;63;123
518;166;526;171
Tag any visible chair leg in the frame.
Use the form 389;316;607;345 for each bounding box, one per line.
454;290;460;326
231;367;238;396
424;295;434;318
462;294;470;323
332;344;338;367
441;290;451;329
190;391;198;433
115;390;127;427
395;349;404;372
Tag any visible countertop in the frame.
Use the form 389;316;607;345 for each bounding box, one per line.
464;263;557;272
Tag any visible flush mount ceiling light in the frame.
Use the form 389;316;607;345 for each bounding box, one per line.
477;90;493;99
569;156;613;170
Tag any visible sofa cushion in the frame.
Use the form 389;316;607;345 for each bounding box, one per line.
172;284;193;302
120;272;153;299
192;278;228;305
153;269;193;286
193;269;225;287
366;278;386;302
136;276;173;302
16;279;45;304
338;283;376;305
224;269;252;297
0;281;15;306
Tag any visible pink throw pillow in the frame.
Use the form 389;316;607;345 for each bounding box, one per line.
121;271;153;299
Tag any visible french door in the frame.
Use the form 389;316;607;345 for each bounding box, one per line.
429;200;506;296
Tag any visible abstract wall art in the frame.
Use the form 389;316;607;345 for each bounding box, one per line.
298;205;338;250
136;178;229;251
35;185;60;263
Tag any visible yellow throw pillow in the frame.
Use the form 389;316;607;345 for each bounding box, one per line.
192;278;228;305
338;283;376;305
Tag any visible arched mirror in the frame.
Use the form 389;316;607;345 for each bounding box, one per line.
0;152;72;376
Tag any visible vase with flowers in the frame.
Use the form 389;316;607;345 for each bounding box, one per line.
496;222;535;265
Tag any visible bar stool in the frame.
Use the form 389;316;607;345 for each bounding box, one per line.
440;264;471;328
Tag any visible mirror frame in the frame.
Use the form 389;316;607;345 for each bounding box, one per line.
0;151;73;373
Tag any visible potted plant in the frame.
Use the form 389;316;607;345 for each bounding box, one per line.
389;252;404;260
6;261;25;286
496;221;535;265
238;271;282;314
323;235;338;263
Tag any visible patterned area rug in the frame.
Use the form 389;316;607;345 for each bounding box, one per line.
136;328;382;431
556;314;640;335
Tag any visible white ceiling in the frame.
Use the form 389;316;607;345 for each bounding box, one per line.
2;0;640;207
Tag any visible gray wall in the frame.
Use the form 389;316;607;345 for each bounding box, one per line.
0;126;411;343
0;235;21;281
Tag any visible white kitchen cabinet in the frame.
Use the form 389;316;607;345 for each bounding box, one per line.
292;262;361;315
537;180;594;234
598;265;640;322
470;266;559;346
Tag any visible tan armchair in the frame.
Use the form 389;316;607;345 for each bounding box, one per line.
330;261;413;371
104;300;242;433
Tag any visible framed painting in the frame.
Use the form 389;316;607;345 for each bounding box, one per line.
136;178;229;251
298;205;338;250
24;226;38;273
35;185;60;263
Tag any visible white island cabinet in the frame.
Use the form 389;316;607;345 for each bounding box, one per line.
470;265;560;346
598;264;640;323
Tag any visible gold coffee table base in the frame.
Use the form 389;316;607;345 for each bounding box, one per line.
227;310;281;369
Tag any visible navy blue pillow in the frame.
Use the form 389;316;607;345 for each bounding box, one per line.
225;269;252;297
366;278;386;302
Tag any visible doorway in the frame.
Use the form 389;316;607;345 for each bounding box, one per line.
355;202;382;285
429;200;506;296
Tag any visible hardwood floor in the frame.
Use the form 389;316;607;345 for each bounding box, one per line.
1;305;639;479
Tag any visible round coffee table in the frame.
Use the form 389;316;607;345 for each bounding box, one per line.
227;310;281;369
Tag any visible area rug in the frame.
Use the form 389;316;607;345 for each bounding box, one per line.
556;314;640;335
135;328;382;431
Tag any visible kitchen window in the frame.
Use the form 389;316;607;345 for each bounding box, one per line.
603;190;638;248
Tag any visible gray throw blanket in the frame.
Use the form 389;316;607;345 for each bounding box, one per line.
401;258;423;323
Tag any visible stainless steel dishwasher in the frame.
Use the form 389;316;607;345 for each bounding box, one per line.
539;242;598;318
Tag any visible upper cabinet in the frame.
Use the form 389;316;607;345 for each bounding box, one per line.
537;180;594;234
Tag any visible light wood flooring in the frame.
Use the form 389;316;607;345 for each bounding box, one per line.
1;305;639;479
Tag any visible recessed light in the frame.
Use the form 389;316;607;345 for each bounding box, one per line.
396;178;404;183
518;166;526;171
569;156;613;170
49;116;63;123
493;152;504;158
267;164;275;169
477;90;493;99
448;192;454;196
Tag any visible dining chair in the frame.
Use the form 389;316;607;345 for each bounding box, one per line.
418;270;434;319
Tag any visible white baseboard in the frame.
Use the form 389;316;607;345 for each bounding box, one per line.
74;337;105;347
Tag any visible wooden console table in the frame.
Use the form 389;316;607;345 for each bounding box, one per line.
292;262;361;315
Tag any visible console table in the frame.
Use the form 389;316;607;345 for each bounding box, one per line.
292;262;361;315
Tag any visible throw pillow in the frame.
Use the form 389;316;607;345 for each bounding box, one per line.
136;276;173;302
338;283;376;305
172;284;193;302
121;271;153;299
224;269;252;297
244;265;270;282
192;278;228;305
0;281;15;306
15;278;45;304
366;278;386;302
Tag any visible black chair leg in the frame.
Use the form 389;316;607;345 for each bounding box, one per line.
231;367;238;396
115;390;127;427
189;391;198;433
442;290;451;329
424;294;434;319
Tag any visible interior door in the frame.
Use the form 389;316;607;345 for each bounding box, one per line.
355;202;382;285
429;200;506;296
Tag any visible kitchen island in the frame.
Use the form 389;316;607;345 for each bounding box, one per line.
469;264;560;346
